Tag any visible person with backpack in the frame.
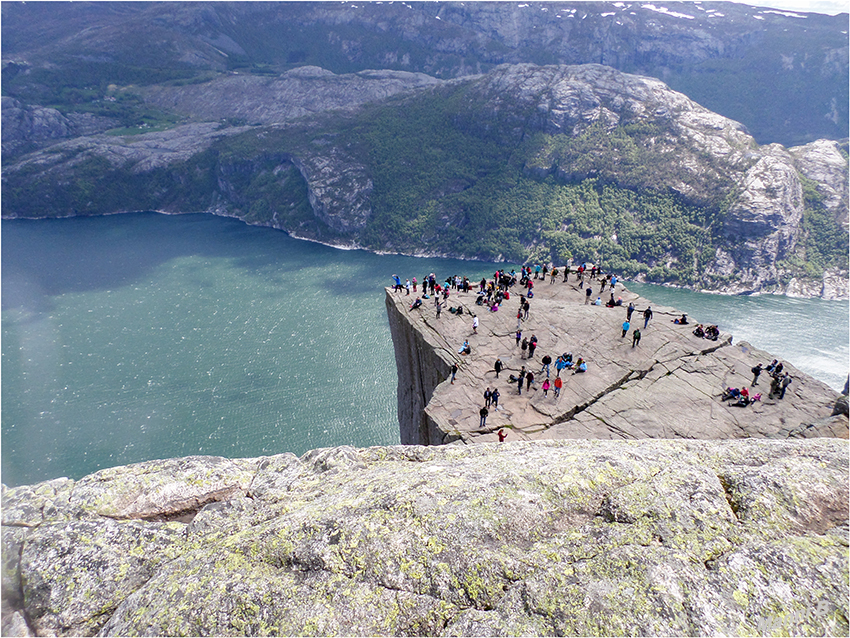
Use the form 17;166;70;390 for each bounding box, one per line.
751;363;763;386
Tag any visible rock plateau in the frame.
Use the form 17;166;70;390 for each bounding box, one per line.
386;277;846;446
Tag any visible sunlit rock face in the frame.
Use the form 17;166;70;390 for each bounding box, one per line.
2;439;848;636
385;283;844;447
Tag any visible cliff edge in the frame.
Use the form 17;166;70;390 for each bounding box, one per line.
385;279;846;446
2;439;848;636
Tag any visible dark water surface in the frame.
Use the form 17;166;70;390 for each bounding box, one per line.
3;213;847;487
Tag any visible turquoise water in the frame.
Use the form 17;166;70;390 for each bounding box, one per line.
2;213;847;487
1;213;504;487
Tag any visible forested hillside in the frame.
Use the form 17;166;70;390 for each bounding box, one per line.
4;63;847;296
2;3;847;297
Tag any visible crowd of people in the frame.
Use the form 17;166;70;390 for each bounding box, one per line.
391;260;781;441
393;263;637;440
720;360;793;406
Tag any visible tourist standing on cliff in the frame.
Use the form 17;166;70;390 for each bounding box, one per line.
622;319;630;338
435;298;443;318
780;373;792;399
526;370;535;391
479;406;489;428
769;375;781;399
585;287;592;304
643;306;653;328
450;363;458;384
515;330;522;347
492;388;500;410
484;387;492;407
554;376;563;398
528;335;538;359
521;337;529;359
523;299;530;319
632;328;642;347
627;302;635;322
472;315;479;334
751;363;763;386
517;367;526;394
556;356;567;377
541;354;552;377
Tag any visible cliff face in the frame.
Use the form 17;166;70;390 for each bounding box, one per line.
2;440;848;636
3;62;846;297
385;290;456;445
385;282;846;446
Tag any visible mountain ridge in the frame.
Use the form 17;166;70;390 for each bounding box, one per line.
3;62;847;298
3;1;847;146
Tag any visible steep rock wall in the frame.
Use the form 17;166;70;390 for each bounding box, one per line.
385;290;455;445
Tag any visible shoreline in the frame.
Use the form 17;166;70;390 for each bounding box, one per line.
5;209;847;301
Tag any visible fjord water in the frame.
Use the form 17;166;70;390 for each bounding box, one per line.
3;213;847;487
2;213;503;487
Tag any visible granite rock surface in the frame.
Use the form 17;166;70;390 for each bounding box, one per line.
386;278;846;446
2;439;847;636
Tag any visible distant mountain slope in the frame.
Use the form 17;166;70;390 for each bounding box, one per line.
2;1;847;147
3;63;847;297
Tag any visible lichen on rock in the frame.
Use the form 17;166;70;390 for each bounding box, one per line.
1;439;847;636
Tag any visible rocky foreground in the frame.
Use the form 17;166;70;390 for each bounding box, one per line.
386;278;847;447
2;439;848;637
